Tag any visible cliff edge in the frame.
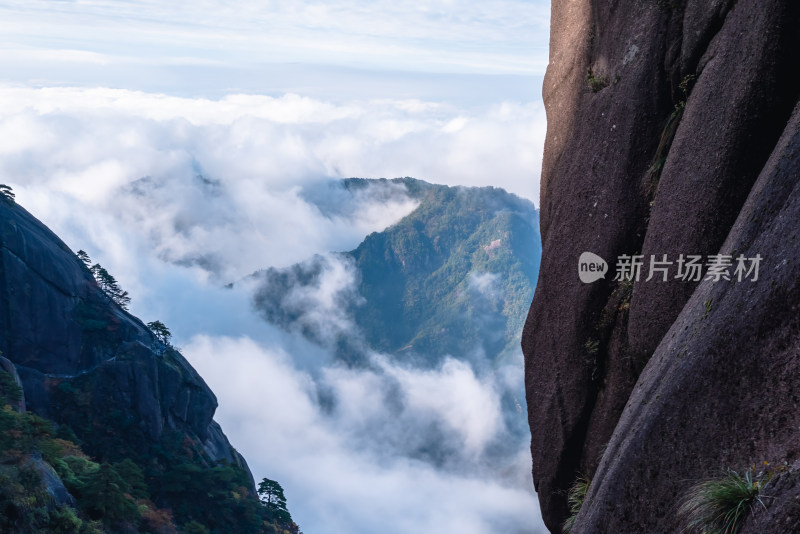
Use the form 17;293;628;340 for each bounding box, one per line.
0;197;266;532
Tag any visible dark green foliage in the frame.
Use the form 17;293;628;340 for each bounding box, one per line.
72;301;110;332
79;463;140;523
0;464;50;532
147;320;173;345
0;405;101;532
0;184;15;204
255;180;540;369
158;462;271;533
0;218;295;533
0;405;56;457
0;369;22;405
182;521;211;534
562;475;591;533
112;458;148;499
678;469;766;534
4;370;279;527
90;263;131;310
50;368;295;533
76;250;92;269
0;376;182;533
347;182;540;365
586;69;609;92
47;505;84;533
258;478;292;525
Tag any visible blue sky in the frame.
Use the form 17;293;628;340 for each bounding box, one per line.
0;2;550;533
0;0;550;201
0;0;549;101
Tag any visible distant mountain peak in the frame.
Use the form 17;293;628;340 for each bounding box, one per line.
252;178;541;367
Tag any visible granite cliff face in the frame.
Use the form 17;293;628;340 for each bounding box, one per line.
0;198;262;530
523;1;800;532
0;198;244;467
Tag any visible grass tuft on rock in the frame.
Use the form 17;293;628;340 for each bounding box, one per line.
678;469;766;534
562;475;591;533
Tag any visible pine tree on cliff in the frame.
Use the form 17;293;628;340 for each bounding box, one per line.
147;320;172;345
90;263;131;311
76;250;92;269
0;184;14;204
258;478;293;525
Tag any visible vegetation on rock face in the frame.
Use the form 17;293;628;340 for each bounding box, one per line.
0;184;14;204
147;320;173;345
76;250;132;311
678;468;767;534
562;475;591;534
586;69;609;93
0;199;298;534
0;347;299;534
258;478;298;532
0;374;158;533
43;341;300;534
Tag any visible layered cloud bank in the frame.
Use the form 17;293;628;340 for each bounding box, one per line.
1;86;543;282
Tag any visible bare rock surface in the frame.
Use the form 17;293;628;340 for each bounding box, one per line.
523;0;800;531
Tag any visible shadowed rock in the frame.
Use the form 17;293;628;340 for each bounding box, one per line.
0;199;254;499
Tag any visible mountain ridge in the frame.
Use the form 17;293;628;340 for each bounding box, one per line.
252;178;541;368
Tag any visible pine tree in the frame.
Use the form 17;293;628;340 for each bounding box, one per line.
258;478;293;525
89;264;131;310
76;250;92;269
81;463;139;523
147;321;172;345
0;184;14;204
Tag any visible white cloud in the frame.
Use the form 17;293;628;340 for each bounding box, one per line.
183;335;544;534
469;272;502;300
0;86;542;286
379;356;502;456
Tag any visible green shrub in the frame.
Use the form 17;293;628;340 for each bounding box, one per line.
678;469;766;534
586;69;608;92
0;370;22;405
47;505;84;533
182;520;210;534
562;475;591;533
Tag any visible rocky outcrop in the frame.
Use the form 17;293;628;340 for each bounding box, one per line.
0;355;25;412
25;455;76;507
0;199;251;483
523;0;800;531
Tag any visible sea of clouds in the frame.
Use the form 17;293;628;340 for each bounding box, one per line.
0;85;547;533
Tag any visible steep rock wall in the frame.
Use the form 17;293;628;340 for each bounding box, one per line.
523;0;800;531
0;199;251;480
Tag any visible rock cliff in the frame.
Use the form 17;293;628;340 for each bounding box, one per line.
523;0;800;531
0;197;261;531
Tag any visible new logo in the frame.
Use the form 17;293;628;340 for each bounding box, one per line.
578;252;608;283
